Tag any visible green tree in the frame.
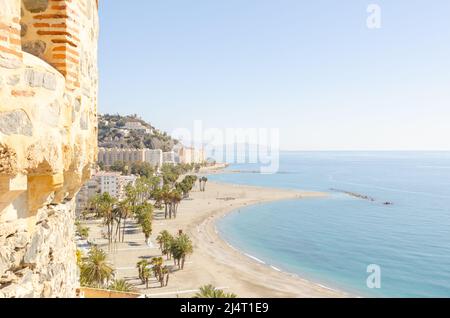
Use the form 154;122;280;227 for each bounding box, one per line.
135;203;153;245
170;233;193;269
161;164;180;187
169;190;182;218
114;199;132;243
95;193;117;244
131;162;155;178
76;223;89;240
150;257;170;287
200;176;208;192
156;230;174;260
161;185;172;219
111;161;127;174
136;260;151;289
193;285;237;298
80;246;114;288
109;279;135;292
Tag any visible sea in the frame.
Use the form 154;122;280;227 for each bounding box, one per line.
208;151;450;297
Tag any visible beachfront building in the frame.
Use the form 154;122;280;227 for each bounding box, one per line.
98;147;165;168
75;172;137;213
178;146;206;164
163;151;176;164
145;149;163;167
98;172;137;200
194;148;206;164
98;148;145;166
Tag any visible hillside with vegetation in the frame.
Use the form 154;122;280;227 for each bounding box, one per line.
98;114;178;151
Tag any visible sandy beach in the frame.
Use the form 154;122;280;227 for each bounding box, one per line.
83;178;350;298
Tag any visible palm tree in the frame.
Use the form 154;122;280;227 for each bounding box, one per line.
116;199;132;242
151;257;170;287
156;230;174;259
136;260;151;289
170;233;193;269
151;187;163;209
193;284;237;298
162;266;170;287
169;190;182;218
200;176;208;192
109;279;135;292
135;203;153;245
161;186;172;219
97;192;117;244
80;246;114;288
88;194;103;218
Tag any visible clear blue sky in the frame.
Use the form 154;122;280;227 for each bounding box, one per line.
98;0;450;151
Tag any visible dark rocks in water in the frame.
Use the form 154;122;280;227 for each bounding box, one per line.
330;188;376;202
330;188;394;205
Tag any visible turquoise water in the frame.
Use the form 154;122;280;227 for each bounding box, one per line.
209;152;450;297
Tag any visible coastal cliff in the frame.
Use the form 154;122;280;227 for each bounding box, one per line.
0;0;99;297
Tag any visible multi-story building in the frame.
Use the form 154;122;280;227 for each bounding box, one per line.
145;149;163;167
98;172;122;198
177;146;206;164
98;148;165;168
75;172;137;214
97;172;137;200
98;148;145;166
162;151;176;164
194;148;206;163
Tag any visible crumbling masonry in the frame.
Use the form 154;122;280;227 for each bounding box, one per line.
0;0;99;297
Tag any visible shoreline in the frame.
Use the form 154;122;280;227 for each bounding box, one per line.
84;172;352;297
183;180;352;298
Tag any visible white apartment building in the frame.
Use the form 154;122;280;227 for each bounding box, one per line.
176;146;206;164
98;172;137;200
162;151;176;164
75;172;138;214
98;172;121;198
98;148;145;166
98;147;166;168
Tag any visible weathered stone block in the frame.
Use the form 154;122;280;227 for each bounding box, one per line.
22;40;46;60
22;0;49;13
0;110;33;136
1;0;98;298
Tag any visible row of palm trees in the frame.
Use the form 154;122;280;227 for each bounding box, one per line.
78;246;236;296
156;230;194;270
136;230;193;289
137;257;169;288
84;170;200;245
77;163;214;294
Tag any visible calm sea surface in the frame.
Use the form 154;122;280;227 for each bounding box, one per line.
209;152;450;297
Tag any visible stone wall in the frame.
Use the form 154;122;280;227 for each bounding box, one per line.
0;0;99;298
